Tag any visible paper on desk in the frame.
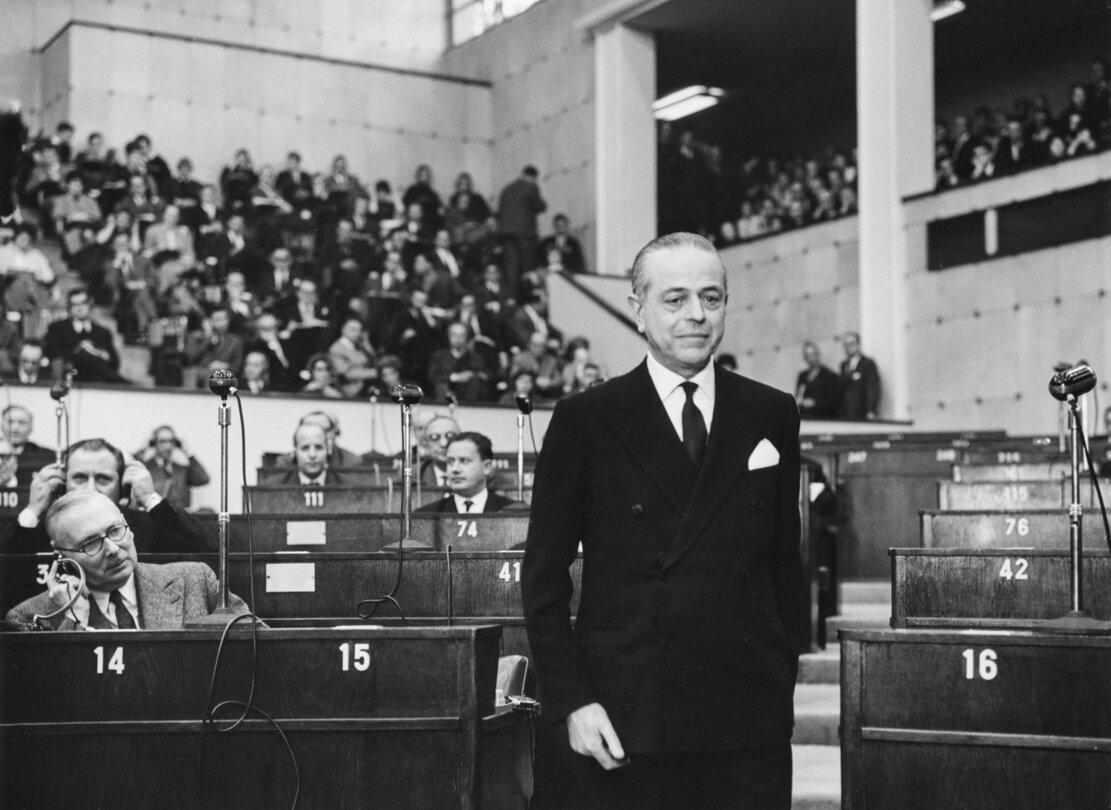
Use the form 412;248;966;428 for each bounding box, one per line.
266;562;316;592
287;520;327;545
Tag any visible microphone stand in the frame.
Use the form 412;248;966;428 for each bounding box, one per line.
1043;394;1111;633
185;371;245;628
516;411;526;502
400;399;415;548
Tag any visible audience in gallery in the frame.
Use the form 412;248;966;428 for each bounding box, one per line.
2;121;596;404
692;58;1109;245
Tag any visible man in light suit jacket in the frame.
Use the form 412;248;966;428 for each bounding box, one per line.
522;233;802;809
5;491;247;630
416;432;523;514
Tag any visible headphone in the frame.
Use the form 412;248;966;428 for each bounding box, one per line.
148;425;181;448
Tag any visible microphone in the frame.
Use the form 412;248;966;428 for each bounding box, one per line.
390;383;423;406
1049;364;1096;402
49;382;69;401
515;392;533;415
208;368;238;399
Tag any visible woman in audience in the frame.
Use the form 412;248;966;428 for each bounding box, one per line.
301;353;344;399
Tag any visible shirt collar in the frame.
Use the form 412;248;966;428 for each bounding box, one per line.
453;488;488;513
299;471;326;485
89;572;138;623
645;352;716;403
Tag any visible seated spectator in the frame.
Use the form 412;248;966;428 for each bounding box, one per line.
276;151;313;211
44;287;127;384
300;353;344;398
560;336;606;396
499;369;536;406
138;425;210;511
507;288;561;351
5;490;245;630
3;437;214;554
323;154;365;212
368;179;403;232
508;331;563;400
240;350;270;394
1;404;54;477
538;213;586;273
168;157;202;226
143;203;195;268
276;278;332;372
445;171;492;248
995;116;1033;175
103;230;157;343
367;354;406;400
11;340;47;385
385;288;438;390
969;142;998;182
53;172;102;256
328;317;378;398
429;321;491;403
274;411;362;469
935;156;960;190
221;270;259;334
0;437;19;487
114;173;164;242
184;307;244;387
0;305;21;376
414;414;460;490
275;422;344;486
220;148;258;213
0;223;56;331
795;341;841;418
403;163;444;233
245;312;296;392
416;432;523;514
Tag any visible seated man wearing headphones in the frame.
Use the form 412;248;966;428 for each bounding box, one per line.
138;425;210;511
274;410;361;469
4;438;216;554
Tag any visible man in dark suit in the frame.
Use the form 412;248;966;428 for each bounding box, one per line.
139;425;210;511
5;491;246;630
428;322;491;403
3;438;214;555
274;423;345;486
795;341;841;418
416;432;522;514
522;233;802;809
2;404;55;479
837;331;881;420
496;165;547;298
44;287;127;383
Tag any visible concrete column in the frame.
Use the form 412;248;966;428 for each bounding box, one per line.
594;23;657;275
855;0;934;419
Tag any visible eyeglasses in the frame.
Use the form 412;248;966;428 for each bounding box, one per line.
427;432;458;444
0;453;13;461
61;523;129;556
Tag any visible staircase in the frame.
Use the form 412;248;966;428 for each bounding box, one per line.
791;579;889;809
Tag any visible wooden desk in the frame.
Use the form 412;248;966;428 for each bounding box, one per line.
195;512;531;553
951;461;1072;481
0;625;532;809
244;486;533;514
0;486;28;516
937;479;1095;510
841;628;1111;809
919;509;1067;549
890;548;1111;628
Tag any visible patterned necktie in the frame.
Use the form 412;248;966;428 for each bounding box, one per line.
110;590;138;629
680;382;707;466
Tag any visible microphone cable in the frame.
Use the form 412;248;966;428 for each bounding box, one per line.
198;611;300;810
1074;417;1111;555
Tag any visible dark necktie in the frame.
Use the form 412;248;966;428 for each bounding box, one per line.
110;590;138;629
463;500;473;512
680;382;707;466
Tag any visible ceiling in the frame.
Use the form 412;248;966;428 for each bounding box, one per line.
626;0;1109;159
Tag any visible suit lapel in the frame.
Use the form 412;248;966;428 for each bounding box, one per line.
609;361;697;515
135;562;184;630
666;366;762;568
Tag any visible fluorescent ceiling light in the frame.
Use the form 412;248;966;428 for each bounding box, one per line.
931;0;966;22
653;85;724;122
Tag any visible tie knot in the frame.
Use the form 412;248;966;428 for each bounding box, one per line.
680;381;698;401
463;500;474;512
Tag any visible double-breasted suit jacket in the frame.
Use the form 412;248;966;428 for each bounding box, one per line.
522;360;803;754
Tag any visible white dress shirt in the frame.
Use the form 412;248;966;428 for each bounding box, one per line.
69;574;139;629
644;353;716;442
453;489;488;513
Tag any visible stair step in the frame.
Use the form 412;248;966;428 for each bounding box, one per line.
840;579;889;604
793;684;839;746
792;744;841;809
798;646;840;684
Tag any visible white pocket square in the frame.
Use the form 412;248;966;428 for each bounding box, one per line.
747;439;780;470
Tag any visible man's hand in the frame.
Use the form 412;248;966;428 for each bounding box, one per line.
45;558;87;611
567;702;627;769
169;447;190;467
121;458;155;505
27;463;65;518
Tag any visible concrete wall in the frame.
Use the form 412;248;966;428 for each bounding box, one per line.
440;0;598;269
